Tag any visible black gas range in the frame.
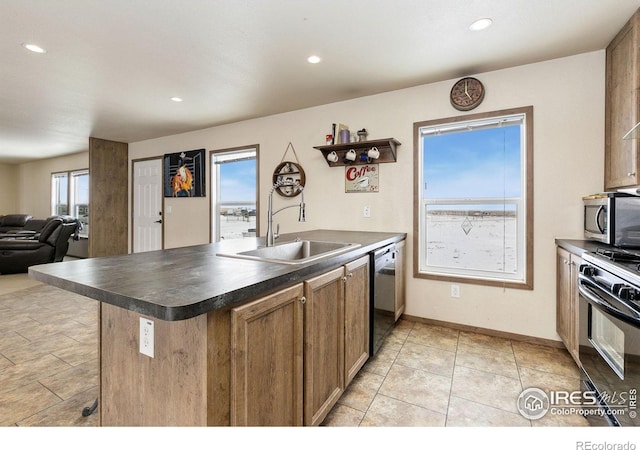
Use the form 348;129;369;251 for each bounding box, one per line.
578;247;640;426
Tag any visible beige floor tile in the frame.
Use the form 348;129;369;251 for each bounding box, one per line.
0;382;61;426
458;330;514;354
378;363;451;414
360;394;446;426
446;395;531;426
362;340;401;377
321;404;364;426
1;333;83;365
406;322;459;352
455;344;519;379
0;275;41;296
395;341;456;377
451;365;524;414
0;354;13;371
38;359;98;400
17;386;99;427
517;366;581;392
0;354;71;395
0;332;30;353
339;370;385;412
512;341;581;379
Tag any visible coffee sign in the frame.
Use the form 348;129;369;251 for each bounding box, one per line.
345;164;379;193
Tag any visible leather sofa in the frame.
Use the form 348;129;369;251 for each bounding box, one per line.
0;214;33;233
0;215;51;239
0;216;82;274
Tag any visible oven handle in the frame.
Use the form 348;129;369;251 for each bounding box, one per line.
578;274;640;326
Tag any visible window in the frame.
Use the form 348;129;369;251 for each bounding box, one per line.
51;169;89;237
414;107;533;289
210;147;258;241
51;172;69;215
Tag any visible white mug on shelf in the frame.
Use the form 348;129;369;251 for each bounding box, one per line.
368;146;380;159
345;149;357;161
326;151;339;163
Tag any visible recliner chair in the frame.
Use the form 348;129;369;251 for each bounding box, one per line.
0;216;81;274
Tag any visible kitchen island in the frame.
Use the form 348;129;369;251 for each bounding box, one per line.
29;229;405;426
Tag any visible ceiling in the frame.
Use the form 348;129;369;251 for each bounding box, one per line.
1;0;640;164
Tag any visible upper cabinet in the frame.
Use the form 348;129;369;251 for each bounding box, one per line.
605;9;640;190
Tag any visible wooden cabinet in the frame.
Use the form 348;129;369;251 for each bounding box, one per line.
343;256;369;386
314;138;400;167
394;240;406;321
230;255;370;427
556;247;581;365
605;9;640;190
230;283;304;426
303;267;345;426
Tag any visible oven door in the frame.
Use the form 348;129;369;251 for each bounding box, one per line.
578;276;640;426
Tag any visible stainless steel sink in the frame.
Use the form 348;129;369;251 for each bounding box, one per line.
217;239;360;265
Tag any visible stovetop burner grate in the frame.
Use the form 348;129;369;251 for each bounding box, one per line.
595;248;640;263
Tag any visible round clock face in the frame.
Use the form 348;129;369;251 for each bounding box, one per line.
450;77;485;111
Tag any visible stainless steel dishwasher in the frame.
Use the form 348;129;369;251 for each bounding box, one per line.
370;243;396;355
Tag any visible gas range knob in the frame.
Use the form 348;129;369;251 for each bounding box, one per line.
618;286;639;301
579;264;596;277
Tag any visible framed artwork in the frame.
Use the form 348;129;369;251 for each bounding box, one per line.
345;164;379;193
163;149;206;197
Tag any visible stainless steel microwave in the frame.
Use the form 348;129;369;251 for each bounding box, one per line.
584;193;640;248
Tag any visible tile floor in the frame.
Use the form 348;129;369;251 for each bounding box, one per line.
0;274;99;426
323;319;589;427
0;273;588;427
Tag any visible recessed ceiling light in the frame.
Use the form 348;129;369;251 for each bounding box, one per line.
469;18;493;31
170;97;183;102
307;55;321;64
22;43;46;53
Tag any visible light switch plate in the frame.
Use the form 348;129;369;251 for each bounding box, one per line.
139;317;154;358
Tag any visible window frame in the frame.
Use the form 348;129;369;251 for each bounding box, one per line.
209;145;260;242
413;106;534;290
51;168;90;237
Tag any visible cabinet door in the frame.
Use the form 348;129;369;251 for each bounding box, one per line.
556;247;580;366
303;267;345;426
230;283;304;426
394;240;406;321
605;11;640;190
568;253;582;365
344;255;369;387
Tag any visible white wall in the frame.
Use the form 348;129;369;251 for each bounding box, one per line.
0;164;18;213
129;51;605;341
16;152;89;218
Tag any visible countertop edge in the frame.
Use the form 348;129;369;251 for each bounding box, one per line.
30;230;406;321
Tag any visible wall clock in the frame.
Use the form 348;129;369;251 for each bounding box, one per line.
450;77;485;111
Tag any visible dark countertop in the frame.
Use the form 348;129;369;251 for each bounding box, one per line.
555;238;614;256
29;229;406;321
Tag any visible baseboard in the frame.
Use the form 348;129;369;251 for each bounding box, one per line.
400;313;565;349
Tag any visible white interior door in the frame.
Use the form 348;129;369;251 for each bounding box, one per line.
133;158;163;253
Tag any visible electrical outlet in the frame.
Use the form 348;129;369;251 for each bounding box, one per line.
451;284;460;298
363;206;371;218
139;317;154;358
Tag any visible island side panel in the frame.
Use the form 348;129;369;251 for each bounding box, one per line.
101;303;208;426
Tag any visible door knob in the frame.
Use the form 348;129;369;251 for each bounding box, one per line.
154;220;162;224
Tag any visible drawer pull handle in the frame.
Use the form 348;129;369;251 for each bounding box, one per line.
300;296;306;304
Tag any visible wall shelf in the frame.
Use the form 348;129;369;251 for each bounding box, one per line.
313;138;401;167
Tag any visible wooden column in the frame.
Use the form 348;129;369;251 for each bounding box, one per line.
88;137;128;258
88;137;128;427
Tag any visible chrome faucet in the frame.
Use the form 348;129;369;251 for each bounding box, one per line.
266;180;305;246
